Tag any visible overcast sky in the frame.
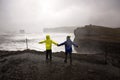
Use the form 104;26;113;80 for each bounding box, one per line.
0;0;120;33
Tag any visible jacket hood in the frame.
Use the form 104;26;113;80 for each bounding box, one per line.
46;35;50;40
66;35;71;40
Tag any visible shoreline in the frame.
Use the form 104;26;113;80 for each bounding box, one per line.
0;49;120;68
0;49;120;80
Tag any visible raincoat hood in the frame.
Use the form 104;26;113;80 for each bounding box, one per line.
46;35;50;40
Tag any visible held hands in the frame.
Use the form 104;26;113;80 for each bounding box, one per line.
57;44;60;46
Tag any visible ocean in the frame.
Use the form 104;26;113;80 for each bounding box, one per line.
0;33;76;53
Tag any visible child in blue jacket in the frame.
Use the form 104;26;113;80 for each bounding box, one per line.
58;36;78;64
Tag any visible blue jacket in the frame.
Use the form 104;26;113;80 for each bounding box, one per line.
58;39;78;53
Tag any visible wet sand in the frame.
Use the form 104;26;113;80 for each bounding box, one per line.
0;50;120;80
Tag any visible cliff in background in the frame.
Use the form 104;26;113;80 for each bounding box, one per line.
74;24;120;54
43;27;77;33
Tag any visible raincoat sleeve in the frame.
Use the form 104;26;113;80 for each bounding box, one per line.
52;40;58;45
72;42;78;47
38;40;46;44
58;41;66;46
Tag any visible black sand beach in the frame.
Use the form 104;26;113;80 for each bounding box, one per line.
0;50;120;80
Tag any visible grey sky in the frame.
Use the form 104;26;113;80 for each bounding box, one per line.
0;0;120;33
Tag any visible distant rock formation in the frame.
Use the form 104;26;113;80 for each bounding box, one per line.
74;24;120;54
19;30;25;34
43;27;77;33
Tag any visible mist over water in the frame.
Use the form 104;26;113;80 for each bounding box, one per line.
0;33;76;53
1;0;120;54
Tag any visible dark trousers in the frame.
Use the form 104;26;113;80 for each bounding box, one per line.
64;52;72;63
46;50;52;61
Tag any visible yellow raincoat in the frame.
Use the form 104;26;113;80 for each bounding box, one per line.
39;35;58;50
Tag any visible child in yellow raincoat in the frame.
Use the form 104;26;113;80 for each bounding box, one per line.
39;35;58;61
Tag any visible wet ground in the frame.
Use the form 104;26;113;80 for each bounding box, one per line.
0;51;120;80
